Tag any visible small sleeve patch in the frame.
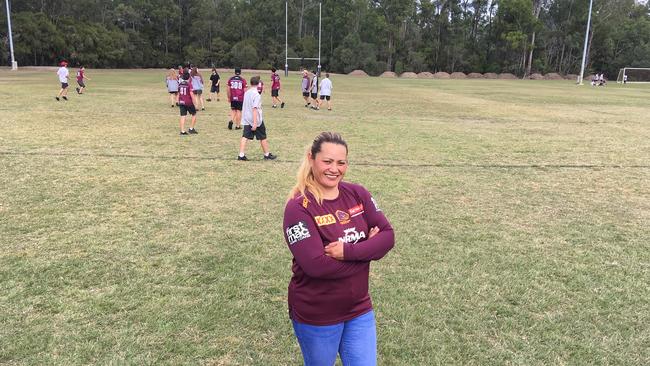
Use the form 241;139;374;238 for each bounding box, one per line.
371;197;382;212
286;221;311;245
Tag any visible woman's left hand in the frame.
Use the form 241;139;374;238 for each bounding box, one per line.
324;240;344;260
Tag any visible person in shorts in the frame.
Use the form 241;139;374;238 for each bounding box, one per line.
56;61;69;101
317;73;333;111
270;67;284;108
208;68;220;101
165;68;179;107
190;67;205;110
177;72;198;135
301;69;311;107
227;67;247;130
237;76;277;161
75;66;91;94
309;70;319;109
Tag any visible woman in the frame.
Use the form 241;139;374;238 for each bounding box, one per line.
190;67;205;111
208;68;220;102
283;132;395;366
166;68;179;107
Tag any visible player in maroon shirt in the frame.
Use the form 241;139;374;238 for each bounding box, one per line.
177;72;198;135
75;66;91;94
283;132;395;365
270;67;284;108
226;67;247;130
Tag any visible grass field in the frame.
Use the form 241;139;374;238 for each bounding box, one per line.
0;68;648;365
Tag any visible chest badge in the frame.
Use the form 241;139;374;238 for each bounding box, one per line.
335;210;350;224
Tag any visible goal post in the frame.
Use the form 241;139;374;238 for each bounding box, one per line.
617;67;650;83
285;1;322;77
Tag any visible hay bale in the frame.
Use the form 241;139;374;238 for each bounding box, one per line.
529;73;544;80
417;72;434;79
467;72;485;79
565;74;578;80
450;72;467;79
498;73;517;79
400;72;418;78
348;69;368;76
484;72;498;79
379;71;397;78
544;73;564;80
433;72;450;79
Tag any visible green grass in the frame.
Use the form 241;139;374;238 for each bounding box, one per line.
0;69;648;365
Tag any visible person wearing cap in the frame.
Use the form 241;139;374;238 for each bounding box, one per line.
227;67;247;130
56;61;69;101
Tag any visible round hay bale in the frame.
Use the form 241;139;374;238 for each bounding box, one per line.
498;73;517;79
544;73;564;80
433;72;450;79
529;73;544;80
565;74;578;80
379;71;397;78
348;69;368;76
400;72;418;78
484;72;498;79
417;72;434;79
450;72;467;79
467;72;485;79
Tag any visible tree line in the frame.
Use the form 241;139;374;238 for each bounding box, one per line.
1;0;649;78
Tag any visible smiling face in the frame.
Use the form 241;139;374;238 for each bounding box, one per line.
310;142;348;194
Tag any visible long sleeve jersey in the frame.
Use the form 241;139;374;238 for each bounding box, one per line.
283;181;395;325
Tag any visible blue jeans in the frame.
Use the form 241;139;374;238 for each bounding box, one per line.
292;310;377;366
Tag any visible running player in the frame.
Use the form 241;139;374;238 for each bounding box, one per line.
178;72;198;135
55;61;69;101
75;66;91;94
271;67;285;108
227;67;247;130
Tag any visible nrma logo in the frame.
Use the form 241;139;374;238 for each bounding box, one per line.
338;227;366;244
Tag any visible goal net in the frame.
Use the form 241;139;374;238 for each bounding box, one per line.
617;67;650;83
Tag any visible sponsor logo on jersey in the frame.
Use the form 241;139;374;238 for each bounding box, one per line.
315;214;336;226
302;197;309;208
286;221;310;245
371;197;381;211
348;204;364;217
335;210;350;224
338;227;366;244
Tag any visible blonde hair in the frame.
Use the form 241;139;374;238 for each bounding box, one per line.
167;68;176;79
287;132;348;205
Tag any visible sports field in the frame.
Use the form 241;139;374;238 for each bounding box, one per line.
1;69;648;365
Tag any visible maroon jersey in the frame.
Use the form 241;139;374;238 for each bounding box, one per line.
178;81;194;106
271;73;280;90
257;80;264;93
76;69;84;81
228;75;247;102
283;181;395;326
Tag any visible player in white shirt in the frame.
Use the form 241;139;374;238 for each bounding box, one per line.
56;61;70;101
317;73;333;111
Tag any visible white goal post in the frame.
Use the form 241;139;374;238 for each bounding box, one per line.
617;67;650;83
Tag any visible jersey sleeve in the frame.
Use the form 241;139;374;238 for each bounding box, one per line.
284;200;369;279
343;188;395;261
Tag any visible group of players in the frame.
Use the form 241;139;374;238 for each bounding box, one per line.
165;64;334;160
55;60;91;101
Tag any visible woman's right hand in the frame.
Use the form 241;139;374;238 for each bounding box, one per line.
369;226;380;238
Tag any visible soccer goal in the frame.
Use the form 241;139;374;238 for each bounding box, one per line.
616;68;650;83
